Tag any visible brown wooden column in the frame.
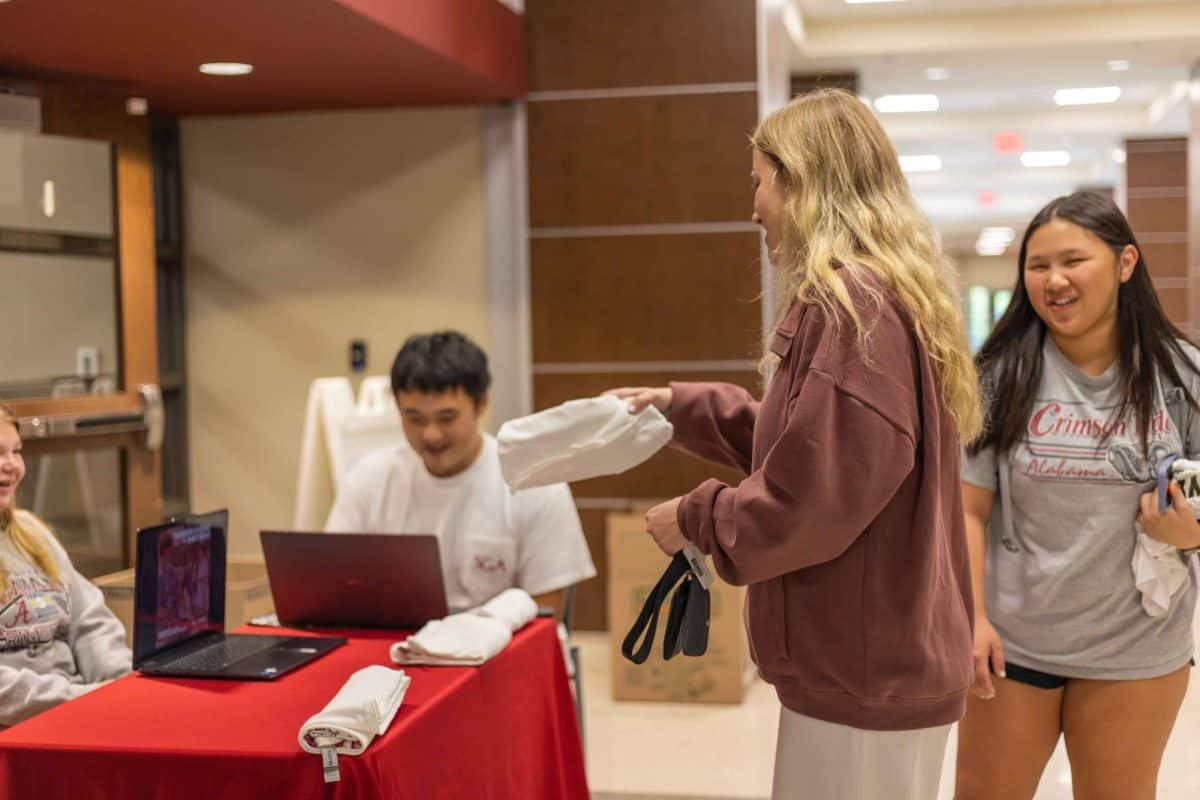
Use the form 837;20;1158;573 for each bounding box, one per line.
1190;64;1200;338
525;1;762;630
1125;138;1188;329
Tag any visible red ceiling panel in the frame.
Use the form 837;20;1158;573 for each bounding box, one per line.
0;0;525;114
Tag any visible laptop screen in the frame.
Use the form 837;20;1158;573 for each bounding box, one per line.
133;517;228;666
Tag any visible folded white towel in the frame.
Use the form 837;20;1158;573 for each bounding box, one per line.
1133;457;1200;617
390;613;512;666
497;395;673;490
298;665;411;755
473;588;537;631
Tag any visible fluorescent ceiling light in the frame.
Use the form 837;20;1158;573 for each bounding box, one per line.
974;226;1012;239
199;62;254;76
978;227;1015;243
1107;60;1131;72
899;155;942;173
976;226;1014;256
874;94;939;113
925;67;950;81
1054;86;1121;106
1021;150;1071;168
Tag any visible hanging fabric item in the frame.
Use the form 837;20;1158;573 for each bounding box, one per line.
621;550;712;664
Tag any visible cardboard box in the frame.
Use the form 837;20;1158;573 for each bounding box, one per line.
94;558;275;646
607;510;756;704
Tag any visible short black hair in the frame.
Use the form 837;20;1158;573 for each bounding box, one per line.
390;331;491;406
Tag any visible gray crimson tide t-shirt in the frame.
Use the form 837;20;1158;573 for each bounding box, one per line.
963;338;1199;680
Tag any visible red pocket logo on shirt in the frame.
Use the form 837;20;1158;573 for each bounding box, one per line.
474;555;508;574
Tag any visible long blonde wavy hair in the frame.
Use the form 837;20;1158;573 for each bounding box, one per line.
0;406;63;595
753;89;982;441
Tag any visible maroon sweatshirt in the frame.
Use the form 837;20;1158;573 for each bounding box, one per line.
672;271;974;731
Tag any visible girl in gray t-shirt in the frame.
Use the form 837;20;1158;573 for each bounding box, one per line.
956;191;1200;799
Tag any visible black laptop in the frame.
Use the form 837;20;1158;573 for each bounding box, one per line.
260;531;449;628
133;513;344;680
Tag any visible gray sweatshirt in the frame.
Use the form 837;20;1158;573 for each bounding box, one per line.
0;511;131;726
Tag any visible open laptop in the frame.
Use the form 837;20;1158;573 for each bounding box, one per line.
260;531;449;628
133;514;344;680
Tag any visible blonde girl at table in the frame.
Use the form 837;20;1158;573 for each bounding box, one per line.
0;405;130;726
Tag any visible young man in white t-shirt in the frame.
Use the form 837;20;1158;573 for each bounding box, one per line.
325;331;596;614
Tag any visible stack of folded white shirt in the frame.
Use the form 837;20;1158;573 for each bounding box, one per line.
298;665;411;755
1133;457;1200;617
390;588;538;667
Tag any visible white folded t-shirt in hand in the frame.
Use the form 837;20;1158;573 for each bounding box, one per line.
497;394;673;490
1133;457;1200;617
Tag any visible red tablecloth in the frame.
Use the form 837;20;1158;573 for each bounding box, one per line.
0;618;588;800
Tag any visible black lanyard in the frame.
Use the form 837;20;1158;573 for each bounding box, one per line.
621;551;711;664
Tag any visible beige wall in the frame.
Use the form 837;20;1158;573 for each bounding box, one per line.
182;107;489;556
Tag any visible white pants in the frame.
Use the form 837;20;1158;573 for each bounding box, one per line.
772;706;951;800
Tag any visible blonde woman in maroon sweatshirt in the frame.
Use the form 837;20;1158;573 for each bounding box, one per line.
610;89;981;799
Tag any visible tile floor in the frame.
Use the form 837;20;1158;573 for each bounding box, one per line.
575;616;1200;800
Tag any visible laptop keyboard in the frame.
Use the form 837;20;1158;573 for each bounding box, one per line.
167;636;279;672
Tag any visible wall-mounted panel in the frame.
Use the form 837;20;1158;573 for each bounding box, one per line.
531;233;762;363
525;0;756;92
528;92;758;228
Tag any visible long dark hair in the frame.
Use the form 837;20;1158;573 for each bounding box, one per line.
969;190;1199;456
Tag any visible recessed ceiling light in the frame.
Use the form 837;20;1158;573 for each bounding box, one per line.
899;154;942;173
925;67;951;81
874;94;939;113
1054;86;1121;106
1112;148;1127;164
1021;150;1071;168
1107;60;1131;72
199;62;254;76
125;97;148;116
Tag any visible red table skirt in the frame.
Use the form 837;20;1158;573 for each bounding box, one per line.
0;618;588;800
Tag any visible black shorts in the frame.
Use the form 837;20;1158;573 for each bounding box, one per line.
1003;662;1068;689
997;660;1196;690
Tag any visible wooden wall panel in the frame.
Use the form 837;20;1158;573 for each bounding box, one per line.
531;233;762;362
1125;137;1188;332
1140;241;1188;279
525;0;756;92
1158;287;1188;326
1127;195;1188;234
526;2;761;629
1126;146;1188;188
527;92;759;228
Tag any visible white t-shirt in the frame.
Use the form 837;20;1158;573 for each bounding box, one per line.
325;434;596;610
